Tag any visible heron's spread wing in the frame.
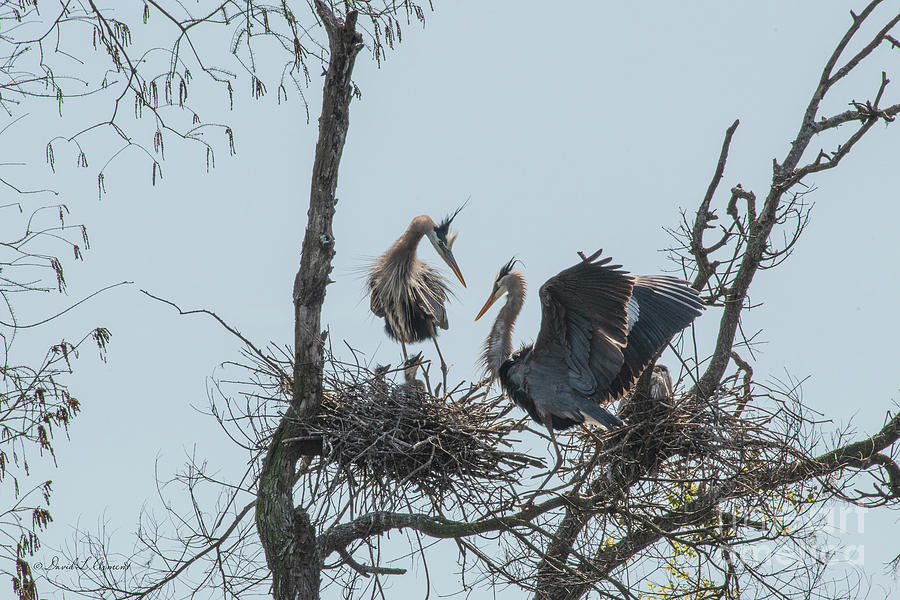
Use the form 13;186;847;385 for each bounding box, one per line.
531;251;634;399
605;276;704;399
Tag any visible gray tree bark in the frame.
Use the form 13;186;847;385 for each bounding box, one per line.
255;3;363;599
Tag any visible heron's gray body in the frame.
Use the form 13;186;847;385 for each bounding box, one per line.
482;251;704;432
500;346;624;430
368;252;450;343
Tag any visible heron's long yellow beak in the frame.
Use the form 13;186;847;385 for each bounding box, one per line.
442;250;466;288
475;291;499;321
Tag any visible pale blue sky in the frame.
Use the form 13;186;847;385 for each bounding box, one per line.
9;1;900;597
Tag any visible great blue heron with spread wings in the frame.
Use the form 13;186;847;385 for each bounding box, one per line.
475;250;704;445
367;208;466;391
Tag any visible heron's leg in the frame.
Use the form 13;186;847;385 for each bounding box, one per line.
400;341;408;362
431;335;448;397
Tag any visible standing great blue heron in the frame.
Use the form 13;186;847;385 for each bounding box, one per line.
367;209;466;390
475;250;704;439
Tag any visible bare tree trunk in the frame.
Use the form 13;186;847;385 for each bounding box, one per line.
256;3;363;599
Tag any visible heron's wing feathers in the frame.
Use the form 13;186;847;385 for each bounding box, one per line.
606;276;705;399
367;273;386;317
532;251;634;398
416;264;450;330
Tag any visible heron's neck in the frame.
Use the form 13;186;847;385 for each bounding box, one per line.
393;216;432;258
482;274;525;378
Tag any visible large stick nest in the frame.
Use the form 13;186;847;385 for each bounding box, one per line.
297;355;543;508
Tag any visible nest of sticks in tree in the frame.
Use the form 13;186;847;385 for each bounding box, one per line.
297;354;543;507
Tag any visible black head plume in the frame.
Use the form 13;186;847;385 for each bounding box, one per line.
497;257;522;282
434;200;468;243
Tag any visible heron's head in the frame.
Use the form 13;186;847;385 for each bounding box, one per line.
425;206;466;288
403;351;425;382
653;364;673;385
650;363;675;400
475;257;522;321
